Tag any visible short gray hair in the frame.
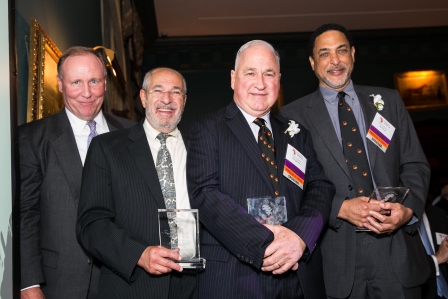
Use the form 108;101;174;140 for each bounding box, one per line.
141;67;187;94
234;40;280;71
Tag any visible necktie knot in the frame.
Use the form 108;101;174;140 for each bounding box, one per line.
157;133;172;145
337;91;346;106
253;117;266;128
87;120;96;131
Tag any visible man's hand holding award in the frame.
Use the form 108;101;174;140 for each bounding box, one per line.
363;187;413;234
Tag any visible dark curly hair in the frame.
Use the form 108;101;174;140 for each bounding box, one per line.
308;23;353;58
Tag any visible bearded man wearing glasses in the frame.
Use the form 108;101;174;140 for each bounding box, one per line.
76;67;198;299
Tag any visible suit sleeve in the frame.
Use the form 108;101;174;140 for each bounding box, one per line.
187;117;274;269
76;138;147;284
392;90;430;229
19;127;46;289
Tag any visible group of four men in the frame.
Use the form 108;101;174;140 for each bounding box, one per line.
20;23;433;299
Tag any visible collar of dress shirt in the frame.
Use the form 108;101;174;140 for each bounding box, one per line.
65;108;107;135
319;80;357;106
236;105;272;130
142;118;180;141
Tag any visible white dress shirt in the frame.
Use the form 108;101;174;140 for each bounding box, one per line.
143;119;195;258
65;108;109;165
237;106;274;142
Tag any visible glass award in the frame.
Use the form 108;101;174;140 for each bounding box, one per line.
356;186;410;231
368;186;410;203
158;209;205;269
247;196;287;225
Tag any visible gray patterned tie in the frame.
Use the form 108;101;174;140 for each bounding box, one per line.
87;120;98;149
156;133;178;248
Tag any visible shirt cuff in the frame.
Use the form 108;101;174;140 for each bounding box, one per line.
21;285;40;291
430;255;440;276
407;215;418;225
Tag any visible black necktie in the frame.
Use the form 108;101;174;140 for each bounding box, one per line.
338;92;373;196
254;118;280;196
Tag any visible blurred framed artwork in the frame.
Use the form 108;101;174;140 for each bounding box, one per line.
394;70;448;111
26;18;63;122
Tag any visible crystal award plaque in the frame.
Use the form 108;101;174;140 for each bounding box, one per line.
247;196;287;225
158;209;205;269
368;186;410;203
357;186;410;231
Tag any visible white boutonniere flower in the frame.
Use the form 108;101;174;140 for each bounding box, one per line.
284;120;300;138
369;94;384;111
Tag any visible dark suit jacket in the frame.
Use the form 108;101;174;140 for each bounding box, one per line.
76;121;191;298
19;109;134;299
281;85;431;298
422;204;448;299
186;101;335;299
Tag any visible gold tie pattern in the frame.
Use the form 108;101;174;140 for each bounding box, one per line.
254;118;280;196
338;92;373;196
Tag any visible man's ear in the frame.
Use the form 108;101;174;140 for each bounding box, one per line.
57;78;63;93
309;56;315;72
230;70;236;90
139;89;146;108
351;46;355;63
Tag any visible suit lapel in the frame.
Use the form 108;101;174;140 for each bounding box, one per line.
104;112;126;131
127;122;166;208
225;102;274;193
51;111;84;207
354;86;380;170
306;90;351;179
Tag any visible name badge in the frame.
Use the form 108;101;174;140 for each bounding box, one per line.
436;232;448;245
366;113;395;153
283;144;307;190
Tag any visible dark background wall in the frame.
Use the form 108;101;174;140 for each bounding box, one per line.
142;27;448;129
15;0;102;125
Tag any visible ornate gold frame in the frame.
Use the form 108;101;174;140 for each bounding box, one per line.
26;19;63;122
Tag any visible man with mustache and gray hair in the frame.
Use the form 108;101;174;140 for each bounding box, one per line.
76;67;198;298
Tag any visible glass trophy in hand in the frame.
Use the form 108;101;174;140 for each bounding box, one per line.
368;186;410;204
158;209;205;269
357;186;410;231
247;196;288;225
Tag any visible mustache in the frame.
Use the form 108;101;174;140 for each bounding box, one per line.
155;103;177;109
327;65;346;71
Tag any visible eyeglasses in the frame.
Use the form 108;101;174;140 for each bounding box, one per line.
147;88;185;100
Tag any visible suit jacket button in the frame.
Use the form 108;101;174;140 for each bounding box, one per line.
348;185;353;190
245;257;249;262
87;259;91;264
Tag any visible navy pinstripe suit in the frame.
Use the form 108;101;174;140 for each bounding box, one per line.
187;101;335;299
